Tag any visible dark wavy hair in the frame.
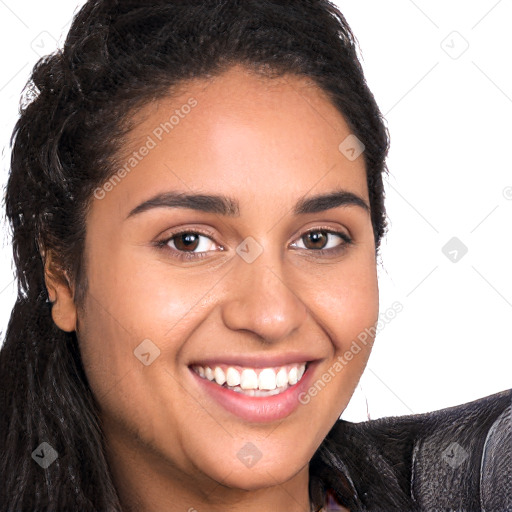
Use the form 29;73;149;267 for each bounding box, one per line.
0;1;393;510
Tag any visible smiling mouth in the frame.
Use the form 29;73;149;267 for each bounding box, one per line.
190;362;308;397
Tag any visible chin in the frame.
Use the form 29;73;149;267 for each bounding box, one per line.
214;460;306;492
195;439;311;492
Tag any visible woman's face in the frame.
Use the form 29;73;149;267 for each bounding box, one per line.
74;65;379;503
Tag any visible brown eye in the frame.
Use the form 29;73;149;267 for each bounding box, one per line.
302;231;329;250
173;233;201;252
157;230;219;261
290;228;352;255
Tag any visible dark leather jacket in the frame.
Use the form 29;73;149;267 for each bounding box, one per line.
309;388;512;511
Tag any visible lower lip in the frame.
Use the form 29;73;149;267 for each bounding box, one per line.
189;364;316;423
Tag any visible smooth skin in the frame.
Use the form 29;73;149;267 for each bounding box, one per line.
45;64;378;512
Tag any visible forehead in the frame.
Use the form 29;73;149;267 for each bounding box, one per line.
94;65;368;219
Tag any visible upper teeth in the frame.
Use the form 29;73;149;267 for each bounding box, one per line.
193;363;306;391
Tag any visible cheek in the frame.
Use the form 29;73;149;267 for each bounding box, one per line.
312;254;379;351
76;247;216;412
295;262;378;423
75;268;201;457
81;243;197;348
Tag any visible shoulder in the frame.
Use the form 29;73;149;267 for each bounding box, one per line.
311;388;511;511
407;388;511;511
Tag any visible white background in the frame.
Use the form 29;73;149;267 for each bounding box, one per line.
0;1;510;421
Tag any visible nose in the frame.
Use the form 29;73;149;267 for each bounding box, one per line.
220;248;308;344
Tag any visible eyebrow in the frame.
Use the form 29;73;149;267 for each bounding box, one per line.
125;188;370;219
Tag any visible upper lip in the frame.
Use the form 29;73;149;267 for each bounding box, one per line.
189;352;322;369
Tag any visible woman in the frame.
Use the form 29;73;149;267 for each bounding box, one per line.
0;1;509;511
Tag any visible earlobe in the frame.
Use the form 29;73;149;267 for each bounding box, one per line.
43;250;77;333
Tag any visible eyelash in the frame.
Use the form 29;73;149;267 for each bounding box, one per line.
155;227;353;262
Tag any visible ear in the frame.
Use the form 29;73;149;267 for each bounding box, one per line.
42;249;77;333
